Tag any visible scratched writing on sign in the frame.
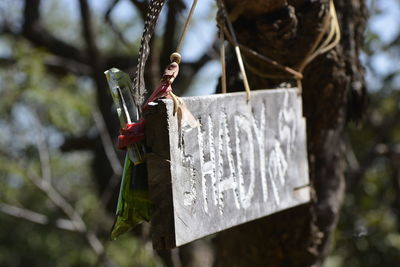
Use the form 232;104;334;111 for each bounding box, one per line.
178;91;297;214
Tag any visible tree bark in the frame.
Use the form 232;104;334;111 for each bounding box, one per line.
214;0;367;266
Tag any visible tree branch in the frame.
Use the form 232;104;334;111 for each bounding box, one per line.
171;42;216;95
22;0;87;63
30;113;109;260
60;135;97;152
45;56;92;76
103;54;137;71
19;0;136;76
91;109;123;176
0;55;90;76
0;202;77;232
79;0;100;69
129;0;147;20
100;173;121;206
104;0;131;47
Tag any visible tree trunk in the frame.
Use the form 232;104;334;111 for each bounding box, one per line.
214;0;367;266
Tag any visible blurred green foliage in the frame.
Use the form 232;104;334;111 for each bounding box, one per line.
326;1;400;266
0;40;161;266
0;5;161;267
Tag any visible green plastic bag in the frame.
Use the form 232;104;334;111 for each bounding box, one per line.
104;68;151;240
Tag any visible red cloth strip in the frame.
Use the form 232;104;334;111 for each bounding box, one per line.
142;82;171;110
117;120;145;150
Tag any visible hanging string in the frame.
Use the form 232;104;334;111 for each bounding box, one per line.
298;0;340;72
217;0;251;101
217;0;340;95
219;29;227;94
168;0;199;65
167;0;200;111
296;0;341;93
221;27;303;80
175;0;199;54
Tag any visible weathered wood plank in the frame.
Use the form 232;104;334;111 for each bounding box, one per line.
145;88;310;249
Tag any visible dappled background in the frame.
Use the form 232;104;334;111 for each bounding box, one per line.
0;0;399;266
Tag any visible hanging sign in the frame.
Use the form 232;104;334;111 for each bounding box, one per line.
144;88;310;249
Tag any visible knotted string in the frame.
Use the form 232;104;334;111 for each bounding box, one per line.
217;0;251;101
166;0;199;112
118;0;199;149
217;0;341;95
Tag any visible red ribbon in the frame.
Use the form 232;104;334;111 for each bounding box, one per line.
118;62;179;150
142;82;171;110
117;120;145;150
117;81;169;150
118;76;172;150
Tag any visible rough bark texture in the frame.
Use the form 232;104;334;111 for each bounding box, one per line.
214;0;367;266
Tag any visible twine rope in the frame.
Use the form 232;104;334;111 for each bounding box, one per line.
176;0;199;54
217;0;252;101
168;0;199;111
217;0;341;95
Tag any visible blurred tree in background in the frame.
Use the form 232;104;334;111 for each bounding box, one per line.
0;0;399;266
326;0;400;266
